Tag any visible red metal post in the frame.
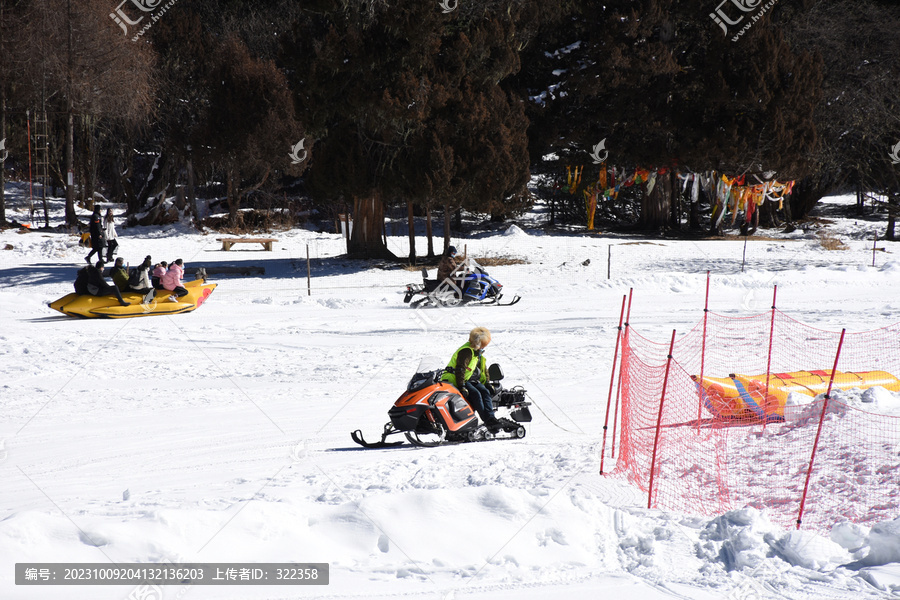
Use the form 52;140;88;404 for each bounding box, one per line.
648;329;677;509
610;288;633;458
796;329;846;529
600;295;627;475
696;271;711;431
762;285;778;430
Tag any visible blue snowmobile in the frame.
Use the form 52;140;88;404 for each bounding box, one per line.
403;258;521;308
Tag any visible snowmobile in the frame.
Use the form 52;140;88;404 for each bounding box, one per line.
351;358;532;448
403;257;520;308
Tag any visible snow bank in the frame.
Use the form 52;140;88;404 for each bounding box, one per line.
784;386;900;426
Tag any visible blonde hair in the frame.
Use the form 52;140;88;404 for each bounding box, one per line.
469;327;491;349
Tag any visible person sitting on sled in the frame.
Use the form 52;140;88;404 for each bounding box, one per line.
76;261;130;307
436;245;471;299
111;257;130;291
161;258;189;302
151;260;168;290
129;255;157;304
441;326;501;431
437;246;460;283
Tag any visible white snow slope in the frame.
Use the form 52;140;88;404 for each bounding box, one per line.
3;191;900;599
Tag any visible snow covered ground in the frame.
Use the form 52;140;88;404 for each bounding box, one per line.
3;189;900;599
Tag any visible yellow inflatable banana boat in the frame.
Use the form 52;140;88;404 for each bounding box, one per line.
693;369;900;422
49;278;217;318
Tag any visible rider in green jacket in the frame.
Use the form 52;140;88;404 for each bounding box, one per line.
442;327;501;431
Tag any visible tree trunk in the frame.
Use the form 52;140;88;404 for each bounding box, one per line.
790;176;830;220
0;84;5;225
689;187;701;230
84;117;95;209
0;0;4;223
227;165;240;226
639;174;670;230
118;146;139;215
348;191;395;258
406;200;416;264
782;192;793;223
549;192;556;226
186;157;198;223
443;203;451;253
64;0;76;226
425;205;434;258
137;151;169;209
79;115;95;209
856;180;864;216
887;194;897;241
666;172;678;229
757;198;780;228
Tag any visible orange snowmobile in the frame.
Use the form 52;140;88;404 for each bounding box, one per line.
351;359;532;448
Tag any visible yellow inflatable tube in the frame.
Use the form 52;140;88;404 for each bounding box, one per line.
693;369;900;422
49;278;217;318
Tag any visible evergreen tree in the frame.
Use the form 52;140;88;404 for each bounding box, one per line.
285;1;539;258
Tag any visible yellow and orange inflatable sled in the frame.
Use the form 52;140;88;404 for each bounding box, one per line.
693;370;900;422
49;278;216;318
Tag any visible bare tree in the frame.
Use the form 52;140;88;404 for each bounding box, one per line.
12;0;154;225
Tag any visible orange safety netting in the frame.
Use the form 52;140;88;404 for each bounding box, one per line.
611;308;900;532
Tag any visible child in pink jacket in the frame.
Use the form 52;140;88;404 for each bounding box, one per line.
161;258;188;301
151;261;168;290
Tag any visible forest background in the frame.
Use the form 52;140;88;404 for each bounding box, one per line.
0;0;898;259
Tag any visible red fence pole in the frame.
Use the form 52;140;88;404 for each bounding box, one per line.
796;329;846;529
648;329;677;509
600;294;627;475
697;271;711;431
763;285;778;430
610;288;633;458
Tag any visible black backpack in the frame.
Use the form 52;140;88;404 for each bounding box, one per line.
74;267;89;294
128;266;142;287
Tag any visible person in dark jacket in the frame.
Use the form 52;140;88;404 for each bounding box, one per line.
85;206;105;264
441;327;500;430
73;266;89;295
84;261;129;306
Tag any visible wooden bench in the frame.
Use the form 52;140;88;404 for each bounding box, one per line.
216;237;278;251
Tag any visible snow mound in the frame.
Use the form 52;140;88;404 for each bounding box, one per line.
697;508;777;571
848;517;900;567
503;224;528;238
784;387;900;426
767;529;851;570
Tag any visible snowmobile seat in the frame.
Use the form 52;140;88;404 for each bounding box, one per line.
487;363;504;382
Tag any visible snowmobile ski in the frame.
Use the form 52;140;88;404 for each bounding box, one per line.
350;427;405;449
